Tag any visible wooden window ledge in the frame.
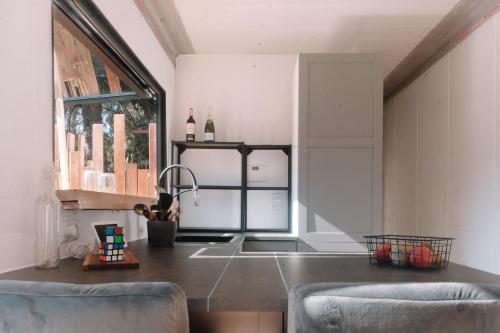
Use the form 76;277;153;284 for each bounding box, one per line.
56;189;156;210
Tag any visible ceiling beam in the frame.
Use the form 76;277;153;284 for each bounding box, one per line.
133;0;194;66
384;0;500;101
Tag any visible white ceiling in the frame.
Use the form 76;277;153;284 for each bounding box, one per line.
173;0;460;76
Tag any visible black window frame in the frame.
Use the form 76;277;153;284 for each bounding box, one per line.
52;0;167;181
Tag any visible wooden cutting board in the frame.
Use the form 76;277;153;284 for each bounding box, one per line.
82;249;140;271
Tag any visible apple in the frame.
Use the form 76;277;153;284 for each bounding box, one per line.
421;241;431;249
390;242;413;266
433;253;444;266
373;243;391;263
410;246;434;269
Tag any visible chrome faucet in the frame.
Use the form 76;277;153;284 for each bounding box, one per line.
157;164;199;206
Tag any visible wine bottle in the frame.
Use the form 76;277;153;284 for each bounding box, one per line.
204;106;215;142
186;107;196;142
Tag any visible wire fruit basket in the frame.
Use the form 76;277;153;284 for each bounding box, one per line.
364;235;454;270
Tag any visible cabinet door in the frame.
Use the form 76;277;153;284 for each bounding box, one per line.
297;54;383;252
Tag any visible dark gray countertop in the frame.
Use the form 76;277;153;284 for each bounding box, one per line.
2;236;500;312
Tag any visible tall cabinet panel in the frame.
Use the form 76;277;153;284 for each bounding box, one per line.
298;54;383;252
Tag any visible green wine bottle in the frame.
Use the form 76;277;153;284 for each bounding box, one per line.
186;107;196;142
204;106;215;142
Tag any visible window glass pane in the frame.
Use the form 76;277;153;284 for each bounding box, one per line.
53;18;158;197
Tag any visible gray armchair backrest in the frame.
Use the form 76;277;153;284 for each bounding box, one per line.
0;280;189;333
288;282;500;333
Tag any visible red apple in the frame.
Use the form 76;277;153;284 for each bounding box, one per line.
410;246;434;269
373;243;391;263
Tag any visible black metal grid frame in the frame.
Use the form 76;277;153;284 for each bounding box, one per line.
171;141;245;233
245;145;292;233
171;141;292;233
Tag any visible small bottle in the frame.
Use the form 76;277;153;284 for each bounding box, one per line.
186;107;196;142
204;106;215;142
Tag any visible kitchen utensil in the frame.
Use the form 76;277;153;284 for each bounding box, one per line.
150;205;161;219
144;209;157;221
159;193;173;210
159;208;169;221
133;203;156;221
155;185;167;194
168;200;180;222
133;203;148;215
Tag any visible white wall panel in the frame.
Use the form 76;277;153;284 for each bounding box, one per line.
383;98;397;234
449;18;495;231
394;82;418;235
179;189;241;230
417;57;449;237
448;18;496;271
247;150;289;188
383;12;500;274
179;149;242;186
247;190;288;230
496;13;500;275
175;54;296;144
449;227;494;273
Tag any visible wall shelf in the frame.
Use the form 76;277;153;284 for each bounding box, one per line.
172;141;244;154
173;185;243;190
246;187;289;191
171;141;292;233
56;189;156;210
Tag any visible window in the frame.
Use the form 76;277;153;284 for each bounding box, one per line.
52;0;165;204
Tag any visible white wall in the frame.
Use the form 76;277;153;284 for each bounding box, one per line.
174;54;297;144
174;54;297;232
384;12;500;274
0;0;175;273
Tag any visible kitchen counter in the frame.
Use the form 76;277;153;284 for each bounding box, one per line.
2;236;500;312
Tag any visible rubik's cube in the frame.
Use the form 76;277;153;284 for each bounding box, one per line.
99;226;126;262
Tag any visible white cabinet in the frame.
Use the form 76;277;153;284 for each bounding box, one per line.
297;54;383;252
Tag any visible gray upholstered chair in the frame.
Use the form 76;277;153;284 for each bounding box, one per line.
0;280;189;333
288;282;500;333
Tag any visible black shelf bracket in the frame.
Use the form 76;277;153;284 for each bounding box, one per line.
178;145;187;155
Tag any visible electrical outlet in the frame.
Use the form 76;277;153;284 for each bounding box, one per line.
272;193;282;210
248;164;268;182
61;222;79;243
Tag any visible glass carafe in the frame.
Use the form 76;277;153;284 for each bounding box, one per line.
35;164;61;269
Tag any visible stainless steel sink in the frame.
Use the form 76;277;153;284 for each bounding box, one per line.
242;237;298;252
174;235;235;243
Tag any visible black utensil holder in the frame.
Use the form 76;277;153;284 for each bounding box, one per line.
147;221;177;247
